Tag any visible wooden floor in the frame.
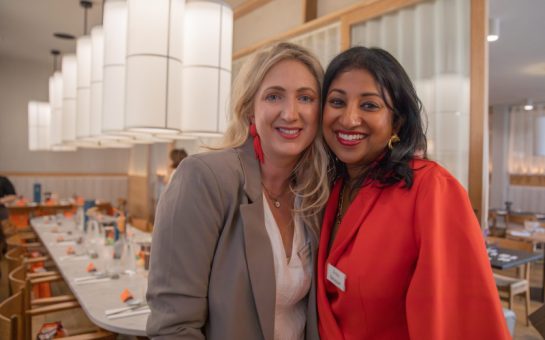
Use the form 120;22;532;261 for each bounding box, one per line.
496;260;544;339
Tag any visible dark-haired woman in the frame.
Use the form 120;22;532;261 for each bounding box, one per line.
316;46;509;339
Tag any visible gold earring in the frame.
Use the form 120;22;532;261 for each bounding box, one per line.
388;134;400;150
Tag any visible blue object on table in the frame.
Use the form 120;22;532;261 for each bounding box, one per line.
83;199;95;231
33;183;41;203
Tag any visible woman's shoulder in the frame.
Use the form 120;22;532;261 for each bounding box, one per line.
410;158;465;192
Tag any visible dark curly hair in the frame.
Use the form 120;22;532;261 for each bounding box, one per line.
322;46;427;189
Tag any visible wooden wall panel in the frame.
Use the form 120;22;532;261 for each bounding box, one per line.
127;175;149;220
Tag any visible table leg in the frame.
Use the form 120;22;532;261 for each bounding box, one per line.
542;242;545;302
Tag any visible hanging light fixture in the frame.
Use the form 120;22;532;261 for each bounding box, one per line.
181;0;233;137
124;0;185;134
536;116;545;156
28;102;51;151
76;36;92;140
89;26;104;139
48;51;77;152
76;0;93;141
524;98;534;111
61;54;78;144
102;0;128;136
487;18;500;42
49;72;63;147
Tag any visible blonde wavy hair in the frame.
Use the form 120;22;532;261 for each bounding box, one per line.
220;42;329;227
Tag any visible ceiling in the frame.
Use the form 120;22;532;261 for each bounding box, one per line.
489;0;545;107
0;0;543;108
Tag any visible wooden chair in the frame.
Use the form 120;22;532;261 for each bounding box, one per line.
488;236;533;325
6;232;40;251
530;303;545;338
506;213;537;228
0;289;24;340
8;265;71;307
8;266;115;340
5;247;51;282
130;217;152;232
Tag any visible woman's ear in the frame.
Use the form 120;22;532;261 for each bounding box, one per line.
393;114;405;135
249;115;255;124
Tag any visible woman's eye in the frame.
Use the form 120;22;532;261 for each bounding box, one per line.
265;94;281;102
328;98;345;108
299;95;314;103
361;102;380;111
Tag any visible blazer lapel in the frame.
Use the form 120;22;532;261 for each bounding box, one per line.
328;181;383;265
238;139;275;340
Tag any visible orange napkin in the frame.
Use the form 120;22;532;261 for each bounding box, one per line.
56;235;64;242
120;288;133;303
86;262;96;273
66;246;75;255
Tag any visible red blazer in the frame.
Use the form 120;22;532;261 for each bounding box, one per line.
317;159;510;340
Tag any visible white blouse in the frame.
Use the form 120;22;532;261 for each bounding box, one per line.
263;194;312;340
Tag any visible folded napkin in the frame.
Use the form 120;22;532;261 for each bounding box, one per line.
510;230;532;237
120;288;134;303
86;262;97;273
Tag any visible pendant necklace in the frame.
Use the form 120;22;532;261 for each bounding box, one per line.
262;182;288;208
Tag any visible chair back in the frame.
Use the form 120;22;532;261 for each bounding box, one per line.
5;247;24;276
8;265;26;295
0;290;23;340
506;213;537;227
487;236;534;252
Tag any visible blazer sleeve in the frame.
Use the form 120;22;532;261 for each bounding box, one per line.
146;156;226;339
405;169;510;339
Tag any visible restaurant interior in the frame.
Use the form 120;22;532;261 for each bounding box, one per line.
1;0;544;338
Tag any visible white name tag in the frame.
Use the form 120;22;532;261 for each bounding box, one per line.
327;263;346;292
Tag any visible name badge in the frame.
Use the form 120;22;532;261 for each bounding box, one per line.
327;263;346;292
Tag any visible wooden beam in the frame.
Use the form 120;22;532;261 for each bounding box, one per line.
341;0;425;26
0;172;127;177
234;0;273;20
302;0;318;23
468;0;489;226
340;16;351;51
510;175;545;187
233;0;426;60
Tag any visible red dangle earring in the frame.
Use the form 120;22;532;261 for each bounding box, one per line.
249;123;265;164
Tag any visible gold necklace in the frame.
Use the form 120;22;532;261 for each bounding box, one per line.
335;184;346;226
262;182;288;208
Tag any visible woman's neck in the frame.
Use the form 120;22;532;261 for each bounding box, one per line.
260;160;294;195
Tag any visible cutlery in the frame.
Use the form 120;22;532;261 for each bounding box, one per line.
106;307;150;320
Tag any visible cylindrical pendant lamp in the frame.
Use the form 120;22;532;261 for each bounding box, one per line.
28;101;51;151
102;0;128;136
536;116;545;156
49;72;63;147
181;0;232;136
62;54;77;143
76;36;92;139
90;26;104;139
124;0;184;134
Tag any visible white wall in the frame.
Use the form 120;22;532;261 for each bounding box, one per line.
233;0;303;52
489;105;510;210
0;56;130;174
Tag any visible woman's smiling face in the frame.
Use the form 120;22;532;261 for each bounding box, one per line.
252;59;320;165
322;68;394;178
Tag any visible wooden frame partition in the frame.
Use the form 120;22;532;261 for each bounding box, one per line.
339;0;428;50
469;0;489;225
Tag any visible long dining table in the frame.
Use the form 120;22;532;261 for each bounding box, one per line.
31;215;151;336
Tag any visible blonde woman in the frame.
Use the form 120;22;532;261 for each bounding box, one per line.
146;42;329;340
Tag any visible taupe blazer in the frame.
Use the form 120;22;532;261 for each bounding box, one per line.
146;139;320;340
